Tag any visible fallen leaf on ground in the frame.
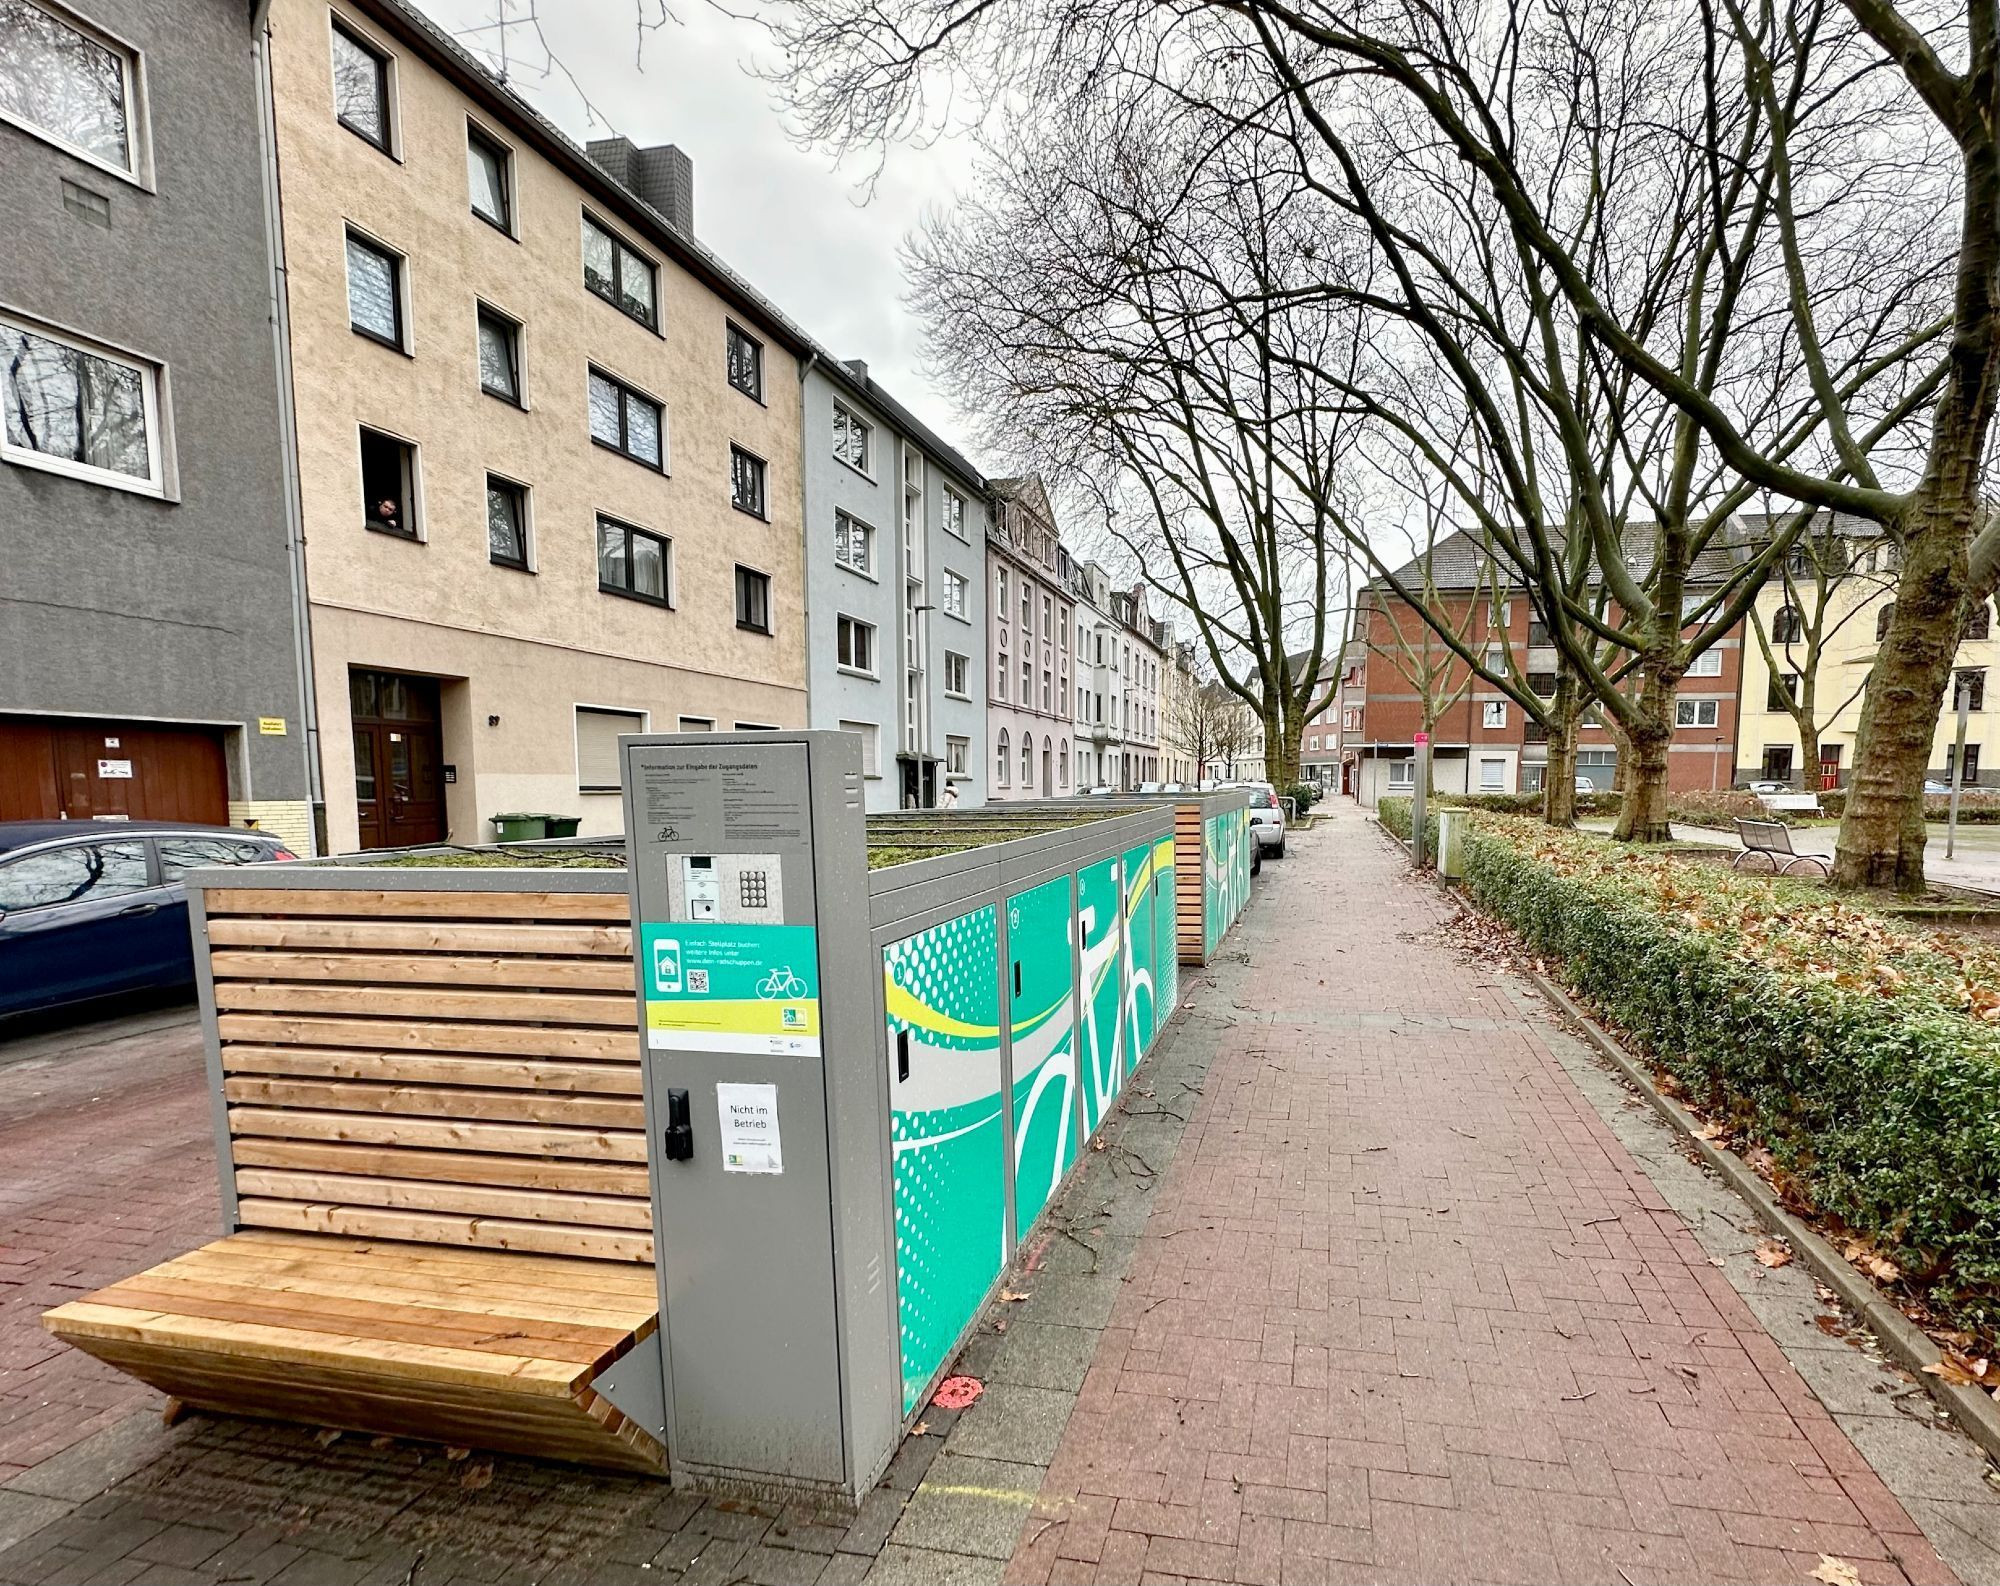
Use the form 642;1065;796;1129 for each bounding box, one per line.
910;1420;930;1436
459;1460;493;1491
1692;1121;1727;1141
312;1428;342;1448
1922;1352;1991;1387
1754;1242;1794;1269
1809;1555;1859;1586
999;1289;1032;1303
445;1447;471;1461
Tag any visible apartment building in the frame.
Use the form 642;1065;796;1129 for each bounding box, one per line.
0;0;315;846
1735;523;1999;789
1157;638;1200;784
985;478;1076;801
1299;650;1350;790
1351;531;1746;805
268;0;809;849
1070;562;1166;789
804;360;987;810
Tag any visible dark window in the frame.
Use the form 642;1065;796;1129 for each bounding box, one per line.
156;836;269;878
1527;671;1558;697
580;214;657;329
726;323;763;399
597;513;668;605
1767;672;1799;712
476;305;521;404
588;368;663;469
358;427;415;539
1527;619;1552;647
467;123;511;231
1947;741;1982;783
730;445;766;517
1877;602;1896;642
486;475;528;569
1969;603;1992;641
345;229;403;349
0;840;148;911
0;0;136;171
1772;605;1803;644
1956;668;1986;712
1761;745;1795;781
1522;720;1549;744
330;21;390;150
735;565;771;633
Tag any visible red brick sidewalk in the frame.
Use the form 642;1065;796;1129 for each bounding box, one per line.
1011;805;1954;1586
0;1013;215;1485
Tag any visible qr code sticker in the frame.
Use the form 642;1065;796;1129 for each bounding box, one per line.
687;969;710;993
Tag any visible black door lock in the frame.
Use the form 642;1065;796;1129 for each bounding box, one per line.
664;1088;693;1161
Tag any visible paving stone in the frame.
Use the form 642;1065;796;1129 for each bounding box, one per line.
864;1543;1007;1583
938;1384;1073;1466
888;1454;1041;1558
0;1490;69;1555
986;1323;1100;1394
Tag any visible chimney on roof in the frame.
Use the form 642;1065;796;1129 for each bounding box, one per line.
585;135;695;236
844;359;869;382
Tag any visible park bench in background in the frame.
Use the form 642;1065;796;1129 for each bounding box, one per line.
1734;817;1832;877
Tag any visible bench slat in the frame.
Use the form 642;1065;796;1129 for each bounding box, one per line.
221;1048;644;1095
205;919;633;956
237;1199;654;1263
233;1169;651;1230
217;1015;639;1061
210;951;636;990
227;1139;649;1197
222;1078;644;1128
204;889;629;920
213;983;637;1027
226;1108;646;1162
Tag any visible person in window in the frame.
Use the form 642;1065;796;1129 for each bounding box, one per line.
371;496;402;534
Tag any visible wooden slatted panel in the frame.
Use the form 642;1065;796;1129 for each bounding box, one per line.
1173;805;1207;965
205;886;647;1263
43;1233;666;1474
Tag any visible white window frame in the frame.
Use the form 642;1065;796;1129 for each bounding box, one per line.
0;0;151;186
1478;757;1506;792
943;570;968;620
1387;759;1416;789
944;651;970;698
942;488;968;541
1482;701;1507;729
836;613;877;676
1675;697;1720;728
678;715;714;732
574;703;647;794
832;402;872;477
834;508;875;578
1686;647;1724;677
838;718;881;777
946;735;968;776
0;308;166;497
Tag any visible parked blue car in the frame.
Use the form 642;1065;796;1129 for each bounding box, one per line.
0;821;298;1020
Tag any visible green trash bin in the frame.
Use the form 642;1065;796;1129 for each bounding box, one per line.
544;816;582;838
491;812;548;842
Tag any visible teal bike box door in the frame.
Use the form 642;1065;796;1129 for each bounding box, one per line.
1077;855;1124;1136
1151;835;1178;1020
1122;840;1158;1074
1007;874;1078;1236
884;906;1005;1416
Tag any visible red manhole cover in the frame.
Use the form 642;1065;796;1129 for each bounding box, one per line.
931;1376;983;1410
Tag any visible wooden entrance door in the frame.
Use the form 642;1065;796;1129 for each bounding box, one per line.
0;716;228;823
349;671;445;849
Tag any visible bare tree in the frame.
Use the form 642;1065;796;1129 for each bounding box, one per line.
753;0;1968;884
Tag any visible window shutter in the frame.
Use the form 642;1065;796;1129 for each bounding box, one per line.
577;707;643;791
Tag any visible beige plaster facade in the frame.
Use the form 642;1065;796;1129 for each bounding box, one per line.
271;0;807;850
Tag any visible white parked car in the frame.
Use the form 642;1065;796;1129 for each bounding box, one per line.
1246;786;1286;858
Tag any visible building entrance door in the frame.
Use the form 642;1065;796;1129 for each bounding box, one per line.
350;670;445;849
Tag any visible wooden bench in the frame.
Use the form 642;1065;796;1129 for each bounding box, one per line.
1734;818;1831;877
44;1231;665;1472
42;883;668;1473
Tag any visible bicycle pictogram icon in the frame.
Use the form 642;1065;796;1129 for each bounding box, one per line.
757;966;807;999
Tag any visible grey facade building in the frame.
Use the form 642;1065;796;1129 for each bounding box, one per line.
801;360;988;811
0;0;314;847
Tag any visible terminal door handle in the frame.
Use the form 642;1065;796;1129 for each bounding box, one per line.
663;1088;693;1161
896;1029;910;1083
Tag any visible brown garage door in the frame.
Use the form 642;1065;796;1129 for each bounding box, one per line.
0;717;230;825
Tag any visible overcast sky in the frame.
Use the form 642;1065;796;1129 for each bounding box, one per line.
412;0;983;451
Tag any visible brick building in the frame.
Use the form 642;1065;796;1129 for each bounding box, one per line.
1349;531;1747;805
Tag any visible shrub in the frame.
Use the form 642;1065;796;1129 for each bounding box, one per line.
1284;782;1319;814
1455;815;2000;1339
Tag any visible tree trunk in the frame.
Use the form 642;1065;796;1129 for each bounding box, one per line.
1833;505;1969;891
1263;706;1300;788
1798;718;1820;794
1612;669;1676;843
1540;674;1580;826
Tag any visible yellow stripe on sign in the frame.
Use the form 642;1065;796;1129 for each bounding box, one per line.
883;975;998;1040
647;998;820;1037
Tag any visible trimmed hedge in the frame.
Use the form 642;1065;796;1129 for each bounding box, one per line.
1456;815;2000;1338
